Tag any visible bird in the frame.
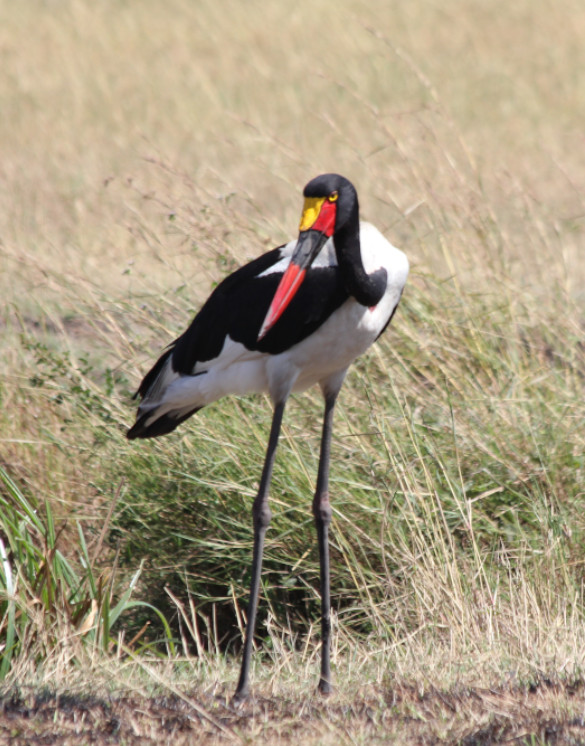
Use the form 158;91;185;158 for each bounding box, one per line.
127;173;409;703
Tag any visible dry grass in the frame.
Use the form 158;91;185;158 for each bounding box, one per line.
2;0;585;742
3;665;585;744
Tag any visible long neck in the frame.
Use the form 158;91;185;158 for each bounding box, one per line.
335;218;387;307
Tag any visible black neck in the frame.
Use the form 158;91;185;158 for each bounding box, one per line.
335;218;387;307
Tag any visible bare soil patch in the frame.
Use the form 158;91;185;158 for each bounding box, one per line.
2;677;585;745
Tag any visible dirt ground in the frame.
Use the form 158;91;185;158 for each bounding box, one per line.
2;677;585;745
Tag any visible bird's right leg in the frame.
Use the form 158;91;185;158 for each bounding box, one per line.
233;400;286;705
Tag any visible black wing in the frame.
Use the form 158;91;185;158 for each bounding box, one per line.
168;246;348;375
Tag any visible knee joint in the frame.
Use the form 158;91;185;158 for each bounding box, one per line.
313;494;332;526
253;503;272;530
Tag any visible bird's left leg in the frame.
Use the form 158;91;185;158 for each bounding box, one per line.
233;400;286;705
313;382;342;695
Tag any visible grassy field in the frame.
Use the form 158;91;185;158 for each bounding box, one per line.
2;0;585;742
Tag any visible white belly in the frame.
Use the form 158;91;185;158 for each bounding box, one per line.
268;287;401;401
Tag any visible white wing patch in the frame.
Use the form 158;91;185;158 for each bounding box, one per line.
359;222;409;289
257;237;338;277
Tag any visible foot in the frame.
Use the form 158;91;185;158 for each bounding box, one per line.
318;678;332;696
231;687;249;708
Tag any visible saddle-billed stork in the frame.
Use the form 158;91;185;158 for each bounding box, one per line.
127;173;409;702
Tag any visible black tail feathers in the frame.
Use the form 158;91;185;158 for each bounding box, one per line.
126;406;202;440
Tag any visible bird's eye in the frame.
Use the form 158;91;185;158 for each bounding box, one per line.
328;191;339;202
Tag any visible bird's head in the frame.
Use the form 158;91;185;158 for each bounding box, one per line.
258;173;358;341
300;173;358;236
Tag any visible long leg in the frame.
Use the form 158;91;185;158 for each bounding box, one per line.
313;388;340;695
233;400;286;704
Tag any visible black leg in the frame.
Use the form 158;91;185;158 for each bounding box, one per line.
233;400;286;705
313;391;339;695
